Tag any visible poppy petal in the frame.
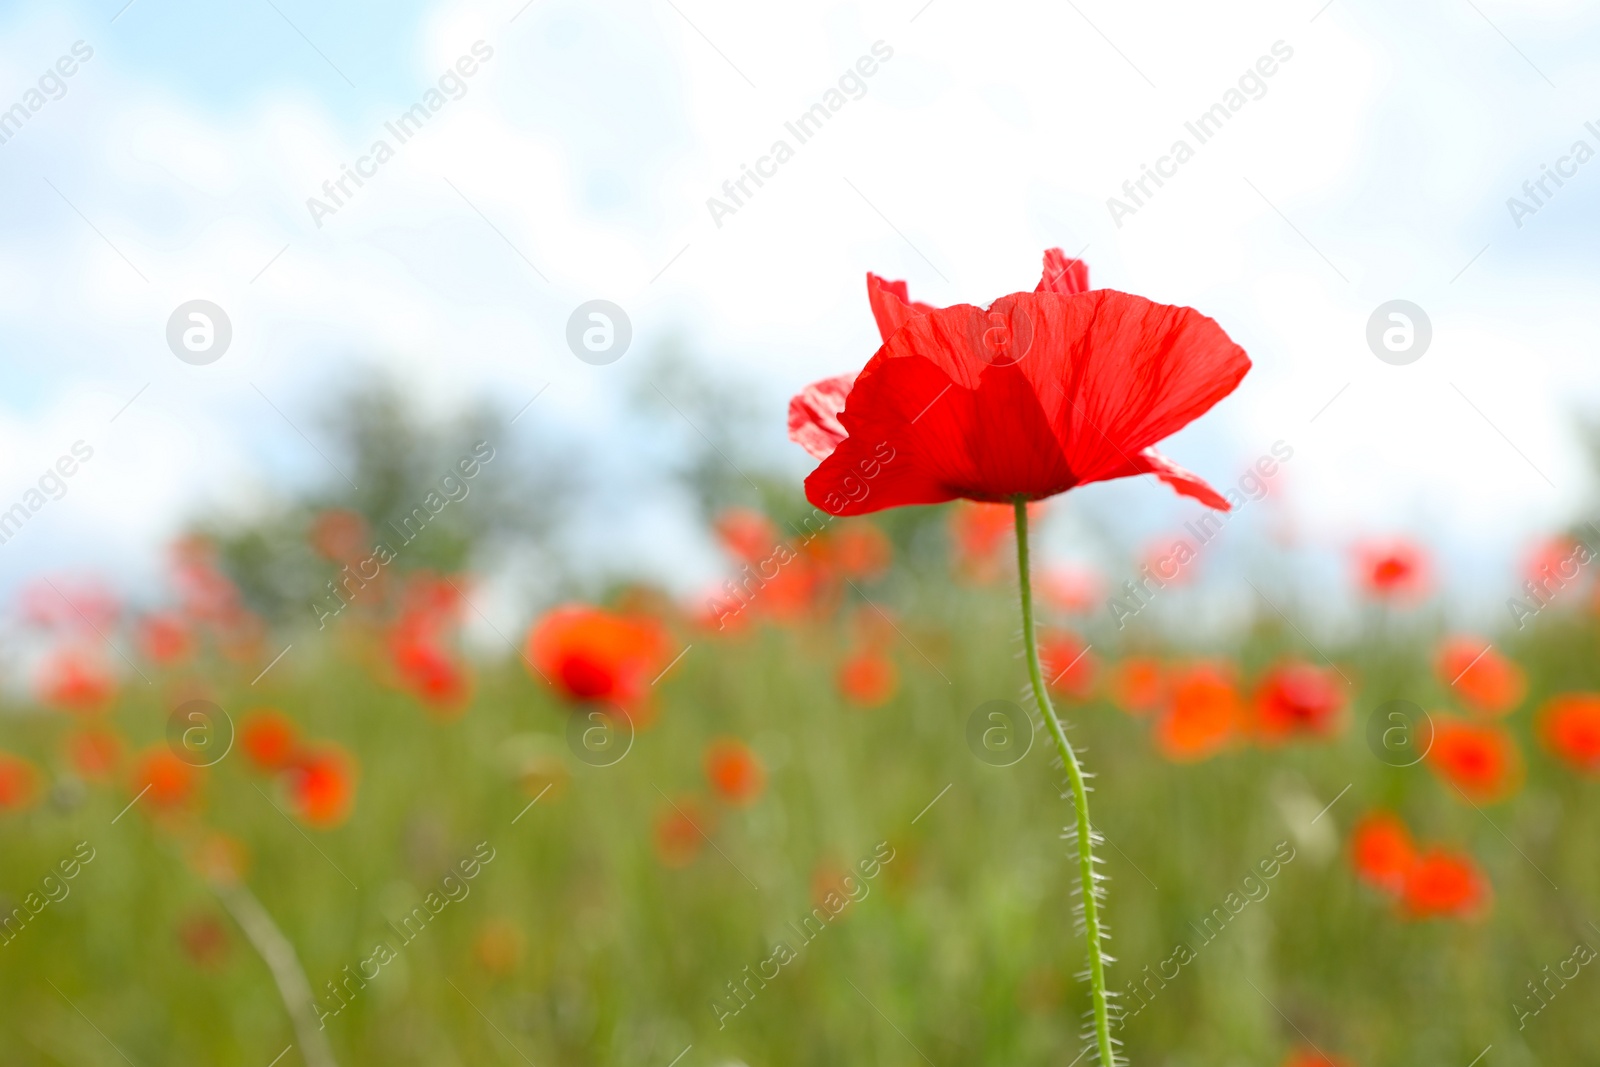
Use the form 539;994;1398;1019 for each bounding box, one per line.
1111;448;1233;511
1035;248;1090;295
866;273;938;342
804;290;1248;514
787;372;856;461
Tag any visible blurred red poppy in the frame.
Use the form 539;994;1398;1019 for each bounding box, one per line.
704;738;766;806
131;748;200;811
19;577;119;632
1040;564;1102;614
1354;539;1429;601
1434;637;1524;716
1155;664;1241;761
1427;717;1523;803
309;508;369;562
1402;848;1490;920
36;647;116;714
239;710;300;773
392;634;473;715
714;507;778;564
285;746;356;829
176;912;230;969
653;795;714;868
1109;657;1164;715
1040;630;1095;700
789;251;1250;516
829;522;892;580
474;916;525;976
1523;534;1588;591
1281;1049;1353;1067
137;612;193;666
527;604;671;716
837;649;898;707
949;501;1018;578
1349;810;1415;895
65;728;124;782
1539;693;1600;775
0;752;42;812
1253;661;1346;742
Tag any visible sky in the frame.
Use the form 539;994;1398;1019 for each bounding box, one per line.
1;0;1599;626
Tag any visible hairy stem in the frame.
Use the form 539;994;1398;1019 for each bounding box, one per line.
1013;497;1116;1066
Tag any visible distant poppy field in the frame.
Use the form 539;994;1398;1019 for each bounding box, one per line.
3;252;1597;1067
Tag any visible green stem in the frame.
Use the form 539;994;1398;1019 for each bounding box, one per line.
1013;497;1116;1066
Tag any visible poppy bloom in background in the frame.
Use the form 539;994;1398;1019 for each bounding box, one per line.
949;501;1021;579
1253;661;1346;742
137;612;193;666
828;521;892;580
788;250;1250;517
175;912;230;969
1155;664;1242;761
1281;1049;1354;1067
474;917;525;977
1402;848;1490;920
1349;810;1416;895
704;738;766;806
527;604;671;717
653;795;714;868
239;710;300;773
1040;630;1096;700
285;746;357;828
0;752;42;812
1040;564;1102;614
837;649;899;708
1109;657;1165;715
391;634;473;714
713;507;778;564
309;508;370;563
1538;693;1600;775
36;647;116;714
1427;717;1523;804
1523;534;1589;593
1434;637;1525;716
131;748;200;811
65;728;124;782
1354;539;1429;601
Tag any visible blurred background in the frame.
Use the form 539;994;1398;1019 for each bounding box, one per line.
2;0;1600;1064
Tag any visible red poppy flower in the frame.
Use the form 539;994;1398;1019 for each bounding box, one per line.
1349;810;1415;895
474;916;525;976
1434;637;1525;716
176;912;231;969
1523;534;1588;591
1427;717;1523;803
1154;664;1241;761
837;649;899;707
309;508;369;562
239;710;300;773
1539;693;1600;774
65;728;124;782
1354;539;1429;601
527;604;671;716
131;748;200;811
828;522;893;580
36;647;116;714
392;634;473;715
0;752;42;812
1253;661;1346;742
704;738;766;806
714;507;778;564
788;251;1249;516
1040;630;1096;700
1109;657;1164;715
1281;1049;1353;1067
285;746;356;828
653;795;714;867
949;501;1021;577
137;613;193;666
1402;848;1490;920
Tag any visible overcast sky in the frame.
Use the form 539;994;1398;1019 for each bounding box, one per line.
1;0;1598;621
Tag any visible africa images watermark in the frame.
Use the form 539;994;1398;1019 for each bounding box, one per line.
1106;440;1294;629
0;40;94;148
705;440;896;629
1107;40;1295;228
0;841;98;947
0;440;96;549
705;41;895;229
1117;839;1297;1030
1505;120;1600;230
1508;526;1598;630
305;41;496;228
311;440;496;628
1515;937;1597;1031
709;840;896;1029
